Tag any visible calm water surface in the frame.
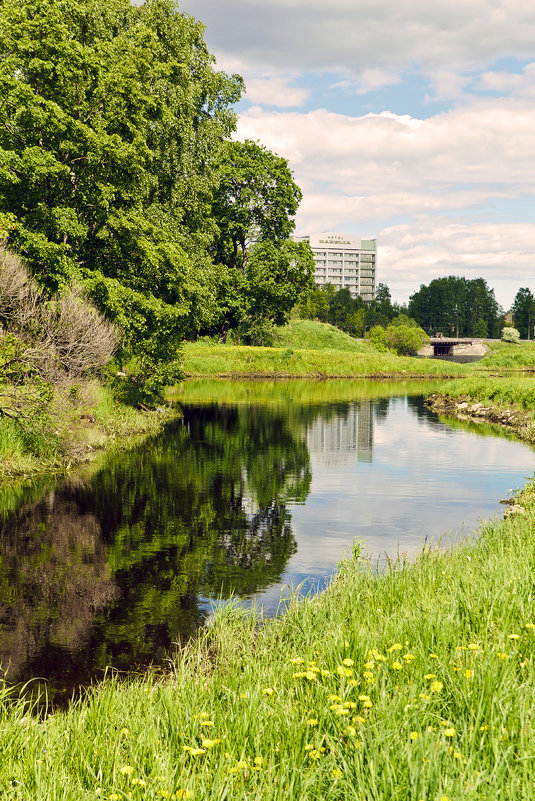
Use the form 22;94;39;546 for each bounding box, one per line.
1;378;534;704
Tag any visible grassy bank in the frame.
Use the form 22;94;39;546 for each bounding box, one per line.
0;379;173;483
2;479;535;799
182;340;469;379
475;340;535;370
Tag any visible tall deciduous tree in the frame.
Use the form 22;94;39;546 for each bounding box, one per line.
0;0;242;395
211;139;302;270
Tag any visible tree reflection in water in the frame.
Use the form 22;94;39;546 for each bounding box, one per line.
0;404;311;704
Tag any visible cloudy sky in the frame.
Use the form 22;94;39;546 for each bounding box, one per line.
177;0;535;307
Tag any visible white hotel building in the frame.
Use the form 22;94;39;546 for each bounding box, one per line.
295;232;377;301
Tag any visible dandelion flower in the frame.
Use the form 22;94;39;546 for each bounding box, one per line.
183;746;206;756
307;719;319;726
200;720;215;727
201;739;222;748
290;657;305;665
410;731;418;741
404;653;415;662
263;688;274;695
430;680;443;693
508;634;520;640
342;658;354;667
444;728;456;737
392;662;403;671
120;766;133;775
464;669;473;679
424;673;436;680
387;643;402;652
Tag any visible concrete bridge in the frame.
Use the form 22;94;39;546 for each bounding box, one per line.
418;338;489;358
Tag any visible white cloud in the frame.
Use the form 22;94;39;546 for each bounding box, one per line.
236;101;535;307
244;75;309;107
179;0;535;95
477;62;535;97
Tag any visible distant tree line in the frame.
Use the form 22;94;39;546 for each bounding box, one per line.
407;277;503;338
297;282;407;336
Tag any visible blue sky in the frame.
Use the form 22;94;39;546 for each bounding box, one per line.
176;0;535;308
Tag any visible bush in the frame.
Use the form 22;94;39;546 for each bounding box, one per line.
501;326;520;343
0;249;117;425
383;324;430;356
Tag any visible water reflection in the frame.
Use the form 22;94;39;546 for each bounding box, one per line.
0;379;533;703
307;401;374;464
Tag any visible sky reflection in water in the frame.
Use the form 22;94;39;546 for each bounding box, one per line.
1;379;534;701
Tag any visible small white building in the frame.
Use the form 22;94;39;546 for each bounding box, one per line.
294;232;377;301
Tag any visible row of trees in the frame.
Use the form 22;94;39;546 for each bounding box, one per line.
298;283;407;336
407;277;503;338
0;0;313;398
407;277;535;340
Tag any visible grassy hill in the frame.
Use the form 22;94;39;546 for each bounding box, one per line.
273;320;363;351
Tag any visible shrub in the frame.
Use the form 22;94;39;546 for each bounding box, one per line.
0;249;117;426
501;326;520;343
383;324;430;356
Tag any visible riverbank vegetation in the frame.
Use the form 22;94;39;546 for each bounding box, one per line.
1;478;535;799
182;338;468;379
0;250;173;482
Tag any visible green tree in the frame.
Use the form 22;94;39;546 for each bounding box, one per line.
237;240;314;343
511;287;535;339
0;0;242;396
211;139;302;270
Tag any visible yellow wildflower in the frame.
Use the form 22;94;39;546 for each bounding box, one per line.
467;643;481;651
263;688;274;695
410;731;418;741
444;728;456;737
403;653;415;662
464;669;473;679
328;694;342;701
387;643;402;652
508;634;520;640
120;766;134;775
424;673;436;680
430;680;443;693
525;623;535;630
290;657;305;664
342;658;354;667
200;720;214;727
392;662;403;670
332;767;342;778
362;700;373;709
201;739;222;748
307;719;319;726
183;746;206;756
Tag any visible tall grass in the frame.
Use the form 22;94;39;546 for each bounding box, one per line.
2;480;535;799
476;341;535;369
438;376;535;416
182;341;469;378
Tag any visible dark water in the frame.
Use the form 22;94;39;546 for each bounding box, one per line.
1;378;534;705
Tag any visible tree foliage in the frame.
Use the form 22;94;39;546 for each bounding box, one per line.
408;276;503;338
211;139;302;270
511;288;535;339
0;0;243;395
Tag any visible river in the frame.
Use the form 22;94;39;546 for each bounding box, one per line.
1;378;534;705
